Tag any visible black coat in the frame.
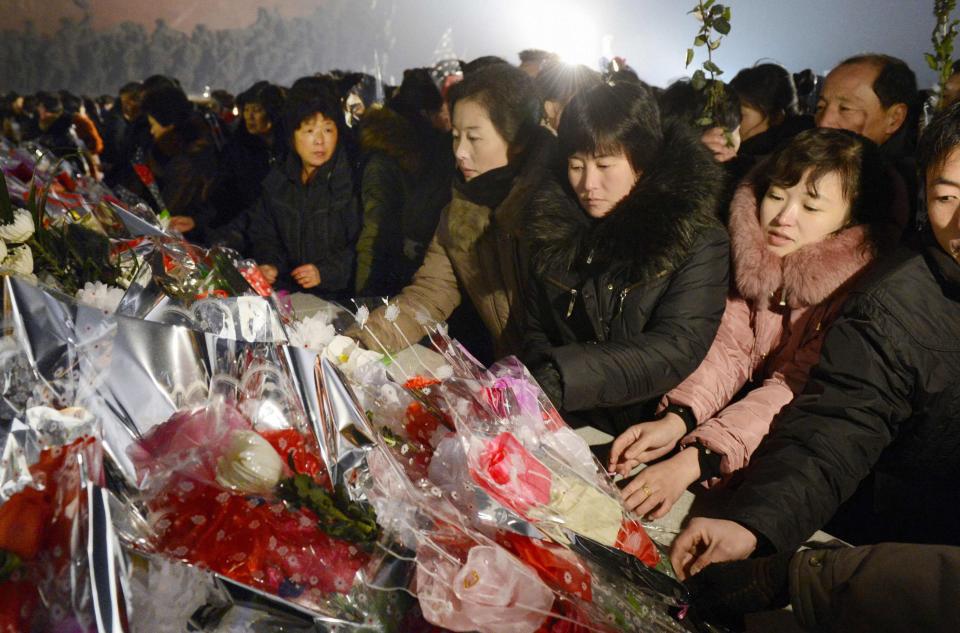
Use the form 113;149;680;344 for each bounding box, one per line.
210;129;279;231
724;239;960;552
251;148;360;297
522;122;730;436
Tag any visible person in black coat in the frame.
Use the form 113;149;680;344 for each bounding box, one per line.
252;87;361;298
354;68;454;296
670;101;960;586
209;83;286;240
522;80;730;438
141;86;220;243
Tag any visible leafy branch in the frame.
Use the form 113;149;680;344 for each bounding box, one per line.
685;0;732;127
927;0;960;107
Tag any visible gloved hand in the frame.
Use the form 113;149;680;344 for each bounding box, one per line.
531;363;563;408
684;550;793;624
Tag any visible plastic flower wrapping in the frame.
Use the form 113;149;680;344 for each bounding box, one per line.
1;130;728;631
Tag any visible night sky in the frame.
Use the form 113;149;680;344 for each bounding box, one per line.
1;0;937;87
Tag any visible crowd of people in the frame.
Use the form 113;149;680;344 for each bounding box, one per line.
3;46;960;632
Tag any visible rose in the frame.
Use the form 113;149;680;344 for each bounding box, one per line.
215;430;285;494
0;209;35;243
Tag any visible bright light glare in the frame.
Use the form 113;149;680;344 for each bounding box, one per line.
512;1;602;68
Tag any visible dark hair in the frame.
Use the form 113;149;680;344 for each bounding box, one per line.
753;128;890;232
558;81;662;173
918;99;960;180
282;81;343;147
730;63;798;124
390;67;443;117
242;83;286;126
35;91;63;114
448;63;540;157
519;49;557;65
460;56;509;76
142;86;192;127
838;54;917;109
659;79;741;131
534;61;602;104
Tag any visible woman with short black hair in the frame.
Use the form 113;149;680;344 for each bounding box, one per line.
250;84;360;297
522;80;730;440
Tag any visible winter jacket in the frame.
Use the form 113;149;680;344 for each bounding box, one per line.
663;185;877;476
251;148;361;297
148;116;220;244
353;127;557;358
210;128;280;232
789;543;960;633
522;122;730;437
722;237;960;552
355;106;453;296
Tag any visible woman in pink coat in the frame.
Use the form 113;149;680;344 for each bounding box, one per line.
608;128;898;518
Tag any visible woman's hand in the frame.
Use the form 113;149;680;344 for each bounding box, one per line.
258;264;278;285
291;264;321;289
620;447;700;519
607;413;686;477
168;215;196;234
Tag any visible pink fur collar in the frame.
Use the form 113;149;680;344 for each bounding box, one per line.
728;184;876;309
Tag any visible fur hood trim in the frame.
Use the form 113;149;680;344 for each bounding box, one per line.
527;120;723;282
729;184;876;309
359;106;422;174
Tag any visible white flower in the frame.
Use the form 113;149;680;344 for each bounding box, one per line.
384;303;400;323
323;334;359;365
343;347;383;376
0;209;35;243
215;430;284;494
75;281;125;313
286;313;337;351
1;245;33;275
355;305;370;328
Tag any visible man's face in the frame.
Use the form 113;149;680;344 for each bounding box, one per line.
120;92;141;121
926;147;960;263
816;62;905;145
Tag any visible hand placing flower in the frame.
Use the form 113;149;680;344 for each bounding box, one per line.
258;264;279;285
167;215;196;234
621;447;700;520
291;264;321;289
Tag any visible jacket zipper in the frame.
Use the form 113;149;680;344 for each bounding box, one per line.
616;272;666;316
545;277;578;319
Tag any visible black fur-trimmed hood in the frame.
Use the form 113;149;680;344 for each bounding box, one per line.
527;120;724;282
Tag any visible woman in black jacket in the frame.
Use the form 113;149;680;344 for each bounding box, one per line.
252;87;360;297
522;81;730;438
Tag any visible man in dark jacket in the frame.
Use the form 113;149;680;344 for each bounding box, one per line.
669;101;960;627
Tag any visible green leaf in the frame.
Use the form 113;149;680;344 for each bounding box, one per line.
714;17;731;34
926;52;939;71
685;47;695;66
691;69;707;91
708;39;721;51
723;6;732;21
703;0;716;9
694;34;707;46
703;60;722;74
710;4;724;17
695;116;714;127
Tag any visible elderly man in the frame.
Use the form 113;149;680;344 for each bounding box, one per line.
670;100;960;633
816;54;919;229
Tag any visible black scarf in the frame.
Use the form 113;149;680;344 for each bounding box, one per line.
453;160;521;210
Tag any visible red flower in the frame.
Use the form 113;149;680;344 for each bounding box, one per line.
471;432;552;516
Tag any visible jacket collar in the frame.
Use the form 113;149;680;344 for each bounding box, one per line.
527;120;724;283
728;184;877;309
